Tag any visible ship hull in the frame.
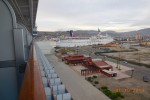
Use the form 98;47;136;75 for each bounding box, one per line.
56;37;114;47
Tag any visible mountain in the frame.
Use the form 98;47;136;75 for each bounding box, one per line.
39;28;150;38
101;28;150;38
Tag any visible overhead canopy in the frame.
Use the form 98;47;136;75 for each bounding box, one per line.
8;0;39;32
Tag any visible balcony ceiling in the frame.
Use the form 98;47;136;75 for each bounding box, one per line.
8;0;39;32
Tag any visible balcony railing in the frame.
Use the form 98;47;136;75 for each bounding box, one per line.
19;45;46;100
19;43;72;100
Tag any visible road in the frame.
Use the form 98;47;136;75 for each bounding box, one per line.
77;46;150;83
46;53;110;100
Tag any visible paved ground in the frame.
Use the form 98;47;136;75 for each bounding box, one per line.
37;41;150;99
36;42;110;100
102;46;150;65
70;63;131;80
93;74;150;100
46;54;110;100
106;61;132;80
76;46;150;83
103;57;150;83
75;45;150;99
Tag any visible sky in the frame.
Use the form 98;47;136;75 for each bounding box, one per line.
36;0;150;32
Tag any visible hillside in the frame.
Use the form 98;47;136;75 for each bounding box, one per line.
39;28;150;38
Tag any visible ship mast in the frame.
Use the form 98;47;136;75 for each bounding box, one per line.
98;28;101;37
98;28;101;34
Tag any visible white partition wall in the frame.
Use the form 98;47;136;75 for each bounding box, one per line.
0;0;18;100
0;0;33;100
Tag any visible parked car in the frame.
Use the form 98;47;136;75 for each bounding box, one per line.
143;76;149;82
123;61;128;64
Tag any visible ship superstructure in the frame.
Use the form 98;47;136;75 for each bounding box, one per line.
56;29;114;47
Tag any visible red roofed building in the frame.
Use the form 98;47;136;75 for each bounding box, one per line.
93;60;113;70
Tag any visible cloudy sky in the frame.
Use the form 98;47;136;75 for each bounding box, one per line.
36;0;150;32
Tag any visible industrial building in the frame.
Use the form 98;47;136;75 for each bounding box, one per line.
62;54;117;77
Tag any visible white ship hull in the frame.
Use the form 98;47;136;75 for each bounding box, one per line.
56;36;114;47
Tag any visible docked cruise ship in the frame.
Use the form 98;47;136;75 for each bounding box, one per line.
56;30;114;47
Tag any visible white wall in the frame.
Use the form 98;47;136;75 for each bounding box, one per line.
0;0;15;61
0;1;18;100
0;67;18;100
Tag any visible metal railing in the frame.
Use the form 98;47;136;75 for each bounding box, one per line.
35;43;72;100
19;45;46;100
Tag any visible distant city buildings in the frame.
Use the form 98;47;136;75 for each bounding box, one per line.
135;34;143;40
113;33;150;47
114;33;145;42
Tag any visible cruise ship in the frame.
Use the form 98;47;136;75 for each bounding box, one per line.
56;30;114;47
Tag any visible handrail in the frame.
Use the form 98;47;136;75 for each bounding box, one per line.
19;45;46;100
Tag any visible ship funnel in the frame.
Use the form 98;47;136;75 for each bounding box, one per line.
98;28;101;34
70;30;73;37
69;30;75;37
